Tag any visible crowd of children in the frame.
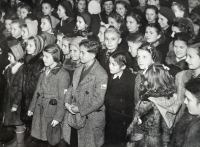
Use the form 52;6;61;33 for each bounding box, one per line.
1;0;200;147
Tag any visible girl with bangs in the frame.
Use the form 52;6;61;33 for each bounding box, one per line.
127;63;181;147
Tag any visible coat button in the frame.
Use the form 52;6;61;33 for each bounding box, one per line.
85;91;89;94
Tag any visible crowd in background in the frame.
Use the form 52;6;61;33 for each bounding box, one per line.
0;0;200;147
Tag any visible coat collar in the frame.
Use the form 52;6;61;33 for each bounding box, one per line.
41;63;62;75
72;60;99;90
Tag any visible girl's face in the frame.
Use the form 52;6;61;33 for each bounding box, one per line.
158;13;169;29
56;35;63;49
186;47;200;70
43;51;55;67
145;26;160;43
21;27;29;40
116;3;126;17
70;45;80;61
78;0;86;13
40;18;52;32
20;8;29;20
193;23;200;36
184;90;200;116
42;3;53;15
105;32;121;51
146;9;157;23
128;41;141;57
103;1;114;14
108;17;120;30
5;19;12;32
76;16;87;31
11;23;22;38
17;7;21;19
57;5;66;18
62;39;70;55
126;16;139;33
26;39;36;55
80;45;94;64
188;0;199;8
172;5;184;18
171;26;181;38
174;40;187;59
109;56;124;74
8;53;16;64
137;49;153;69
98;26;106;43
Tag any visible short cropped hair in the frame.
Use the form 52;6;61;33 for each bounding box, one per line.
110;51;127;67
126;33;144;43
79;39;100;55
43;44;61;62
104;26;121;37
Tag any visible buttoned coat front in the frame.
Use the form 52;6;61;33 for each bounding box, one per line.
62;60;108;147
29;64;70;141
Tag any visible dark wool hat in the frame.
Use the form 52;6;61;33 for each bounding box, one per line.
159;7;175;25
42;0;56;8
59;1;74;17
173;32;192;43
46;121;61;146
79;12;91;27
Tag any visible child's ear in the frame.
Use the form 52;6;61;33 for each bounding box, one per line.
51;8;54;12
118;38;122;44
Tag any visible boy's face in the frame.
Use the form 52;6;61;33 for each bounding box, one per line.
5;19;12;32
105;32;121;51
116;3;126;17
42;3;53;16
26;39;36;55
128;41;141;57
70;45;80;61
80;45;95;64
184;90;200;115
174;40;187;59
56;35;63;48
11;23;22;38
62;39;70;55
20;8;29;20
22;27;29;40
109;56;124;74
145;26;160;43
103;1;114;14
139;0;147;5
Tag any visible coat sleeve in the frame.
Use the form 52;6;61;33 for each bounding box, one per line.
28;73;43;112
12;69;23;108
54;70;71;122
78;71;108;116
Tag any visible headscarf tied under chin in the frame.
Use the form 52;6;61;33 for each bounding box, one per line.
33;35;45;55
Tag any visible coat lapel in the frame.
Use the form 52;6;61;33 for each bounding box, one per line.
73;65;84;90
